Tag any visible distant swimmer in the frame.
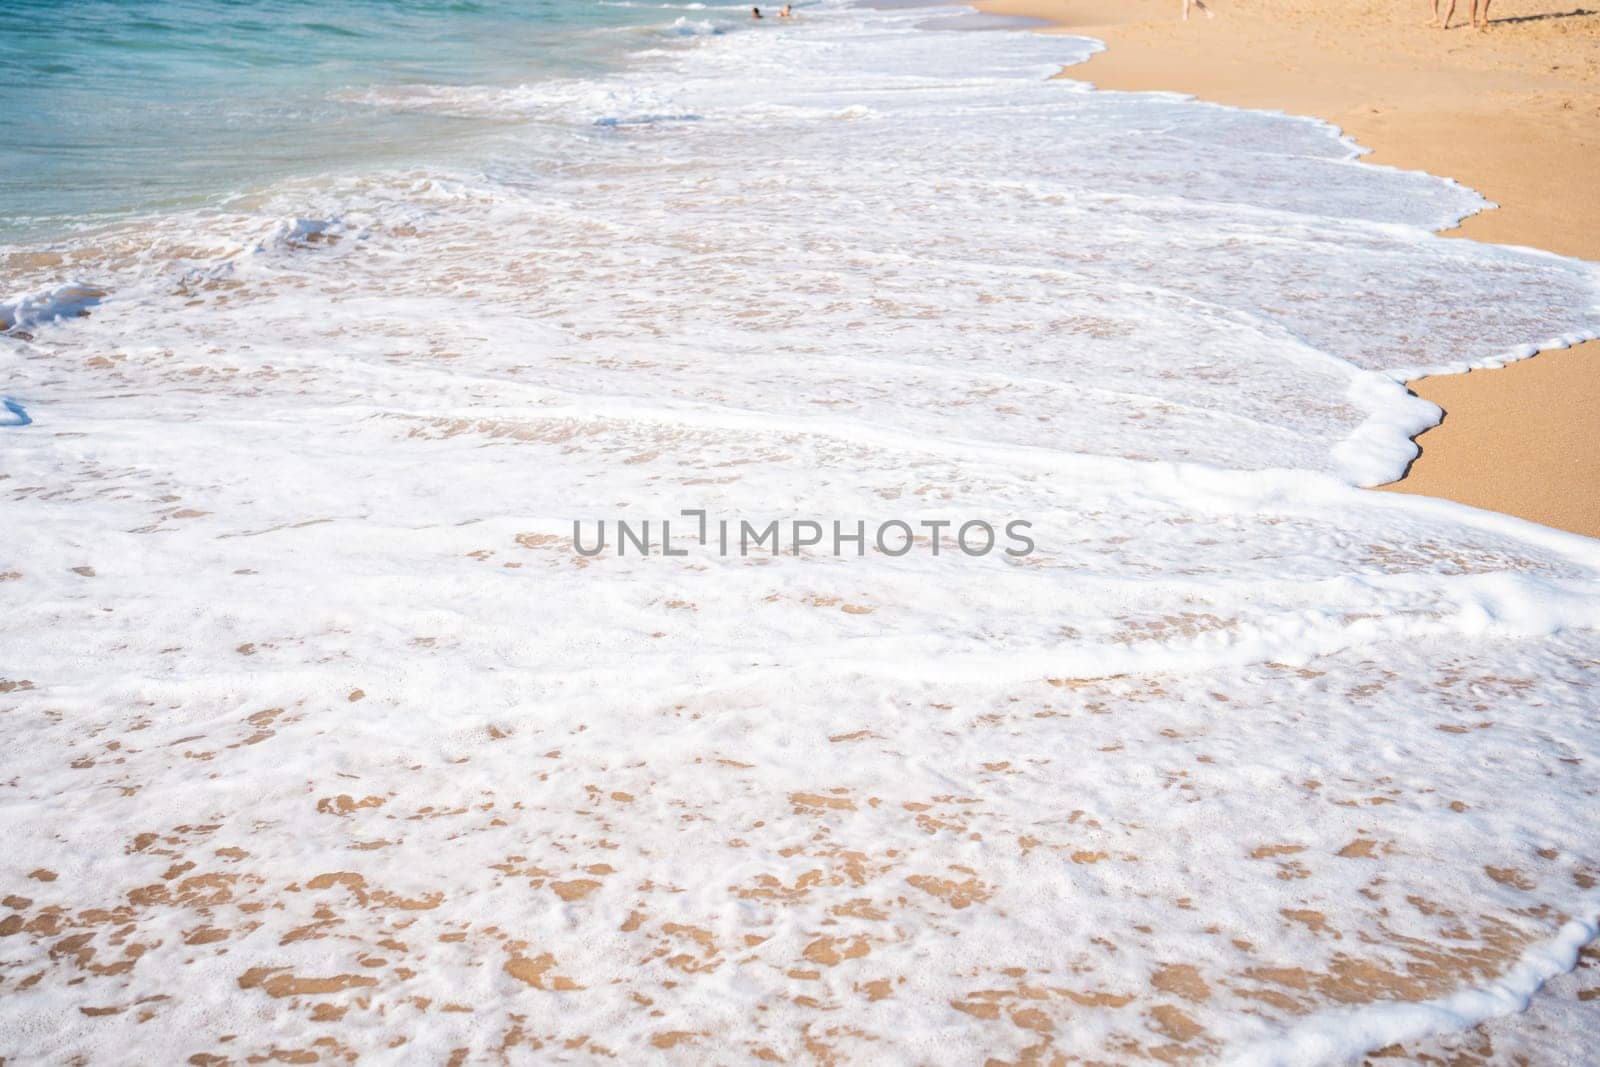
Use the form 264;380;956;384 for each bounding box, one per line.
751;6;763;17
779;4;793;16
1182;0;1214;19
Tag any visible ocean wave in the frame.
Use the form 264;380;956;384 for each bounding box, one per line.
661;15;729;36
0;281;105;334
3;5;1600;1064
254;215;349;253
336;80;697;127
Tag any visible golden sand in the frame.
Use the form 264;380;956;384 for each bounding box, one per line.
976;0;1600;537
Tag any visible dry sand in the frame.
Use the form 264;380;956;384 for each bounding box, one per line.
975;0;1600;537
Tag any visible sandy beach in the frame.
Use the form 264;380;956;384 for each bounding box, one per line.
977;0;1600;538
964;1;1600;1055
5;2;1600;1063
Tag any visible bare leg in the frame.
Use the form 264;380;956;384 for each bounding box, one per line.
1439;0;1456;27
1183;0;1213;20
1475;0;1492;29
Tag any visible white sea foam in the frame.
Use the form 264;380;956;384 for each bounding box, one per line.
663;14;731;35
0;281;105;333
1225;909;1600;1066
2;3;1599;1064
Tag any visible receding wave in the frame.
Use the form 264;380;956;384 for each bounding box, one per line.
0;281;105;334
1;4;1598;1064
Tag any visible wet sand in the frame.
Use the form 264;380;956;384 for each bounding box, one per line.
975;0;1600;538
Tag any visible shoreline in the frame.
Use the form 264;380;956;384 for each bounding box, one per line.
973;0;1600;538
5;5;1600;1064
958;2;1600;1055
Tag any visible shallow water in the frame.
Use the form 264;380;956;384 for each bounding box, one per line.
2;3;1599;1064
0;0;677;236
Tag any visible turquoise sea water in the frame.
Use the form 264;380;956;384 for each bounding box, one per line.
0;0;665;236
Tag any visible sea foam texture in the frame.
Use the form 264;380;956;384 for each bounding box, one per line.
2;5;1600;1065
